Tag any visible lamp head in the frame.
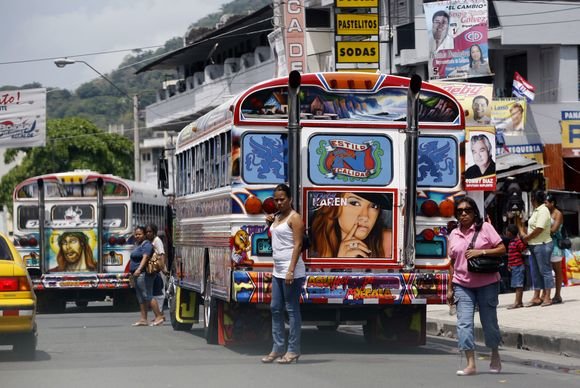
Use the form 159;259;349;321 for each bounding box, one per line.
54;58;76;68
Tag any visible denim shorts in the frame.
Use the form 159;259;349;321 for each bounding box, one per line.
510;265;525;288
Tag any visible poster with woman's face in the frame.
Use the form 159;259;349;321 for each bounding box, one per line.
305;190;394;264
465;127;496;191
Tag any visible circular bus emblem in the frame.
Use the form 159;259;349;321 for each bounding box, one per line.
465;31;483;43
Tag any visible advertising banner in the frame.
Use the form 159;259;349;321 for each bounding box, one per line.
465;126;496;191
492;98;527;136
497;143;544;164
432;81;493;126
423;0;490;80
560;120;580;158
335;0;379;7
283;0;307;73
336;41;379;63
306;190;394;261
0;88;46;148
336;13;379;35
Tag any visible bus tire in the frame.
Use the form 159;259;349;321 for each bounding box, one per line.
203;272;218;345
362;318;379;344
169;288;194;331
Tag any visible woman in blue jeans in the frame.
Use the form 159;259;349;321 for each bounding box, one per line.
517;190;554;306
447;197;506;376
130;226;164;327
262;184;306;364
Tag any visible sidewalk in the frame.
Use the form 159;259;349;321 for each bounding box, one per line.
426;285;580;358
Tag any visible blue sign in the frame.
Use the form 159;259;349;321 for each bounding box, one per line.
561;111;580;120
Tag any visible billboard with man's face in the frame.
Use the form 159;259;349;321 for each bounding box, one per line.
465;126;496;191
424;0;491;81
492;98;527;136
432;82;493;126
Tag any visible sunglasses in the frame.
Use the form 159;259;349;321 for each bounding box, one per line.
455;207;474;216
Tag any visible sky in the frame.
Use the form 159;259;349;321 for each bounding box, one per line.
0;0;231;91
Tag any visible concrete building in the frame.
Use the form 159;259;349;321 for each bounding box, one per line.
136;0;579;228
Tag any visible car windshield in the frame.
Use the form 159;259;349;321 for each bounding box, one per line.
0;237;13;261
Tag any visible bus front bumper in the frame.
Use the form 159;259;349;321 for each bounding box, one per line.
33;273;132;290
232;271;449;305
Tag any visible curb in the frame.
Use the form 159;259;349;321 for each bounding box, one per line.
426;320;580;359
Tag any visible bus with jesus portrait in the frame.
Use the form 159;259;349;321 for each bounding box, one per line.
12;170;167;312
165;72;465;345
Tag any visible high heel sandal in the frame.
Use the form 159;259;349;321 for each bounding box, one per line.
261;352;282;363
276;353;300;364
489;361;502;374
456;368;476;376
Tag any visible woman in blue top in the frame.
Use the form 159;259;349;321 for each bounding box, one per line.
130;226;164;326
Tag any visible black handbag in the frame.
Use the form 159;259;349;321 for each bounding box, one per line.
466;228;501;273
558;227;572;250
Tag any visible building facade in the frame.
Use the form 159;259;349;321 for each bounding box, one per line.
138;0;579;229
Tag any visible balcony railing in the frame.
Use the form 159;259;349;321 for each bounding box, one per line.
145;46;274;129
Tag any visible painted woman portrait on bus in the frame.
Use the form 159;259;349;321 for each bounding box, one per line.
310;192;392;258
51;231;97;272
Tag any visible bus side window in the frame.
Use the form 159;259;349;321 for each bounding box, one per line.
209;137;215;190
216;135;222;187
203;141;210;190
176;153;182;196
226;131;231;184
194;147;197;193
193;145;201;193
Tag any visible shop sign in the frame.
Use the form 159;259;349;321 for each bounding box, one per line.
336;14;379;35
336;41;379;63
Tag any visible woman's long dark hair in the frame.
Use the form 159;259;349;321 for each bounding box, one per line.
455;196;483;230
469;44;486;67
545;193;559;209
311;193;385;258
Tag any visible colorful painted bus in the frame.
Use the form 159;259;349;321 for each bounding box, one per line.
166;72;465;345
12;170;167;312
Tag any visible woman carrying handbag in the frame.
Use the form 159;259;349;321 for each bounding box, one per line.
447;197;506;376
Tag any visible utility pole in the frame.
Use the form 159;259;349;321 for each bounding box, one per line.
133;94;140;181
54;58;142;182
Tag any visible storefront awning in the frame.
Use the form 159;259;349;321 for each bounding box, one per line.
496;153;547;179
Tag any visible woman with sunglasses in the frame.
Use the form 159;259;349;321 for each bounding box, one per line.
447;197;506;376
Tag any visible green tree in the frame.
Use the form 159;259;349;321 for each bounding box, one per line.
0;117;134;210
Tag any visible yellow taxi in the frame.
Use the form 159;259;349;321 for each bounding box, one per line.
0;232;37;358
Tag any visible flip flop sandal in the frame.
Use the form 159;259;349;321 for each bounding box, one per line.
132;321;148;327
507;303;523;310
524;301;542;307
150;317;165;326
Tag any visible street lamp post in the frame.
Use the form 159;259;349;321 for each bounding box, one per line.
54;58;141;181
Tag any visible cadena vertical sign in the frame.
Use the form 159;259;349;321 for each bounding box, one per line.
284;0;307;73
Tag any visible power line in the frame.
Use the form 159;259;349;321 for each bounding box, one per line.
0;45;164;67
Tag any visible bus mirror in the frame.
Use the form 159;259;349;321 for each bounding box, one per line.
158;158;169;190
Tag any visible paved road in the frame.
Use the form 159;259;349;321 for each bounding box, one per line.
1;302;579;388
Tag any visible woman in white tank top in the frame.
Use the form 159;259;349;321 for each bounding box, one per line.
261;184;305;365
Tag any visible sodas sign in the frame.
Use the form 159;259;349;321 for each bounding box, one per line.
336;41;379;63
